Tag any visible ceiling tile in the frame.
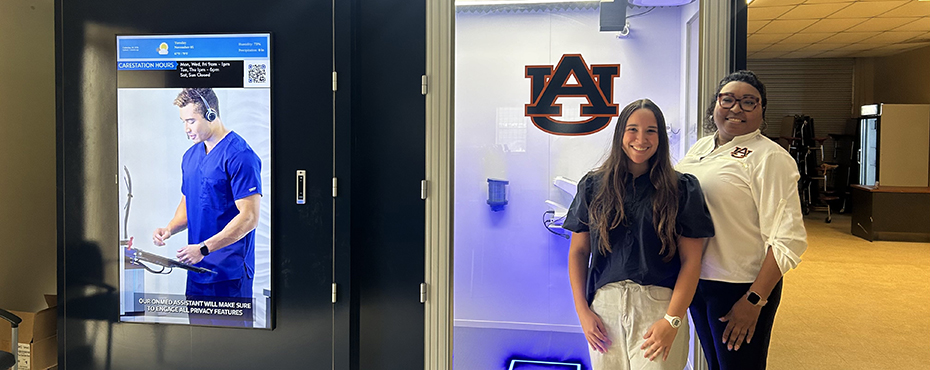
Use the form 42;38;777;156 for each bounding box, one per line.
911;32;930;44
813;50;856;58
748;20;770;34
846;17;920;32
748;0;805;7
749;33;793;43
779;3;852;19
797;44;828;52
762;43;813;52
820;31;882;43
833;43;885;51
781;50;826;58
802;18;866;33
757;19;819;33
903;42;930;52
881;48;929;57
880;2;930;17
749;42;773;52
829;1;908;18
780;32;835;43
800;43;849;51
862;31;926;43
748;50;790;59
801;0;857;3
875;42;930;51
893;18;930;32
853;49;900;58
743;0;926;61
748;5;797;21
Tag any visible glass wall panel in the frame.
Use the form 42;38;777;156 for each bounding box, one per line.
453;1;701;369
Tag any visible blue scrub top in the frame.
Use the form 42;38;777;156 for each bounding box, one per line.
181;131;262;284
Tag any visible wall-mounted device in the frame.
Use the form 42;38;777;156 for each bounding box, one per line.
599;0;628;32
296;170;306;204
544;176;579;239
487;178;509;212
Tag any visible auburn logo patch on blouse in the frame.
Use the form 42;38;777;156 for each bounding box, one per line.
731;147;753;158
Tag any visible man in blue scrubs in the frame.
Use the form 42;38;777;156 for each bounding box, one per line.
151;88;262;327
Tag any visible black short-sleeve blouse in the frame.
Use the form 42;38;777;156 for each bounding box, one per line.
563;171;714;304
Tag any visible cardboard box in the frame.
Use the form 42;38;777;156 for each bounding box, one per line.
0;295;57;370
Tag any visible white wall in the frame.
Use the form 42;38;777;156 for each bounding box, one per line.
454;6;684;331
0;0;57;312
680;0;701;159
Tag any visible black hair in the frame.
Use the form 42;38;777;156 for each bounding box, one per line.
703;70;767;133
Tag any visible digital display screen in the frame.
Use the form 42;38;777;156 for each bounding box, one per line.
116;33;272;328
508;359;582;370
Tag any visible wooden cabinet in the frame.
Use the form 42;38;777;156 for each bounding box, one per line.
850;185;930;242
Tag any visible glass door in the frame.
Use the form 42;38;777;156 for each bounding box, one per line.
860;117;878;186
452;2;702;369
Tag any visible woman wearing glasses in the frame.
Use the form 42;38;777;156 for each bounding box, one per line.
675;70;808;370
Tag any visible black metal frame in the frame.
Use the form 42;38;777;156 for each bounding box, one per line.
0;308;20;370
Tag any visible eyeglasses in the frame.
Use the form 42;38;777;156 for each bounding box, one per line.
717;93;761;112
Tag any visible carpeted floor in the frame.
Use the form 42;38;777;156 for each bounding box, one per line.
767;213;930;369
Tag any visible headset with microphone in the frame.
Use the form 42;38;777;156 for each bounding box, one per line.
195;90;218;122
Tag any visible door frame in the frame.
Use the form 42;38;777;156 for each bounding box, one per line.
423;1;739;368
423;0;454;369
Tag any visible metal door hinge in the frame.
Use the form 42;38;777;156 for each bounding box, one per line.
420;283;428;303
332;71;338;92
421;75;428;95
332;283;338;303
421;180;428;200
332;177;338;198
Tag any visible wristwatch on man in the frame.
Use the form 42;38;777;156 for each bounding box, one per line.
199;241;210;256
746;290;767;307
664;314;682;328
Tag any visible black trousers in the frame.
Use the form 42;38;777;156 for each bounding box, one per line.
690;279;783;370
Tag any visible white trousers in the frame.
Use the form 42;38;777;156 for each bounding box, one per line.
589;280;690;370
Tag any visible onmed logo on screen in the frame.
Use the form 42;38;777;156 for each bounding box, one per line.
525;54;620;136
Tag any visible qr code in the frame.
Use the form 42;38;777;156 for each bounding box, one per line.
248;63;266;84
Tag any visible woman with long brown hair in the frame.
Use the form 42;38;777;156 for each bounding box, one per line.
565;98;714;370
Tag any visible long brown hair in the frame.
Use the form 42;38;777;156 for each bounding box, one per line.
588;99;680;262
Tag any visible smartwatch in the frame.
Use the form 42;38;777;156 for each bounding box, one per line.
664;314;682;329
199;241;210;256
746;291;767;307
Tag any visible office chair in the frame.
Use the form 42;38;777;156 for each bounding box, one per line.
0;308;21;370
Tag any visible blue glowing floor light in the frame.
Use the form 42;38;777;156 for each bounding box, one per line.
508;359;582;370
487;178;509;211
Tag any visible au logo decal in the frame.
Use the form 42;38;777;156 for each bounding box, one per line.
731;147;753;158
525;54;621;136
